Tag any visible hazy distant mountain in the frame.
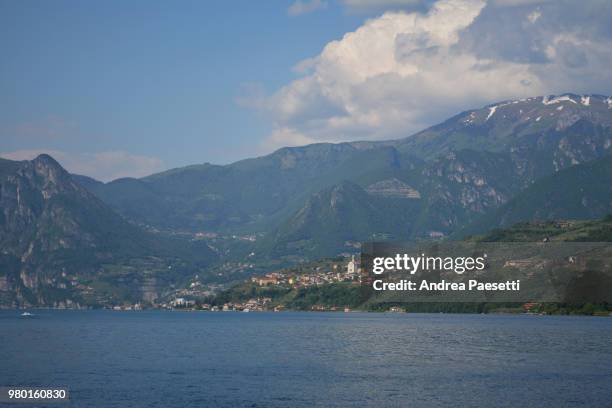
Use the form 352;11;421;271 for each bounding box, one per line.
0;155;214;308
456;156;612;238
80;144;422;233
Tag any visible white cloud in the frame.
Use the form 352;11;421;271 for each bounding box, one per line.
0;149;165;182
264;127;316;150
288;0;327;16
526;9;541;23
250;0;612;150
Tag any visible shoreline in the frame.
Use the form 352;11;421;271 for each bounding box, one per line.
4;307;611;317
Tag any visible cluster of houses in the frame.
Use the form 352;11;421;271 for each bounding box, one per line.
169;297;196;308
110;303;143;311
251;255;361;288
311;304;353;312
218;297;274;312
162;297;276;312
155;255;362;312
171;280;223;299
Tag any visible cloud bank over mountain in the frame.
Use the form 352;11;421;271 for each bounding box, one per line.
251;0;612;149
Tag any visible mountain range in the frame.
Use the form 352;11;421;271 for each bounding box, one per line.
0;155;214;308
79;93;612;253
1;93;611;307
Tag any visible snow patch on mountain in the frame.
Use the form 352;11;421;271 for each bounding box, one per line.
543;95;577;105
486;106;497;121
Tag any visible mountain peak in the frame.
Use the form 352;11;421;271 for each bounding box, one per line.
407;93;612;151
33;153;61;166
32;153;67;175
29;153;72;188
467;93;612;125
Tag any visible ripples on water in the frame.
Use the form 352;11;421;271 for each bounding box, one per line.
1;311;611;407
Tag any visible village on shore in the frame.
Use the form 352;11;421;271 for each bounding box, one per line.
162;255;363;312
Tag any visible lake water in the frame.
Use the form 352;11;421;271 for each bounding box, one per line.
1;310;611;407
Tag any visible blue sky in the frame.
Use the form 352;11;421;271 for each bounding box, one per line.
0;0;369;179
2;0;612;180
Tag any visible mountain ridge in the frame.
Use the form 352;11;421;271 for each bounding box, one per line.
75;93;612;185
63;92;612;259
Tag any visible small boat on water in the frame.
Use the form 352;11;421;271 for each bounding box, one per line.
20;311;34;317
